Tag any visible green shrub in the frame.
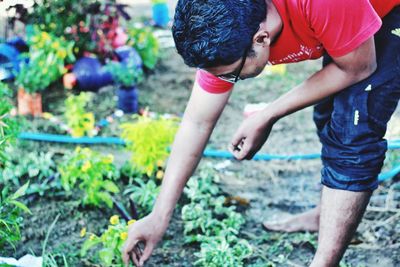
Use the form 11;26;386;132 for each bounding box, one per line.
64;93;95;137
120;115;178;176
59;147;119;207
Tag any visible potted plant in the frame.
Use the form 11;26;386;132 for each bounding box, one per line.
105;59;143;114
151;0;170;27
15;28;75;116
126;26;160;70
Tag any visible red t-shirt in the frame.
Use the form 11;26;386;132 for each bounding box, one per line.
196;0;400;94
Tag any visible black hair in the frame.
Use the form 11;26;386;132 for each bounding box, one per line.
172;0;267;68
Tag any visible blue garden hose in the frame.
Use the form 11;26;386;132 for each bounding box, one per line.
18;132;400;182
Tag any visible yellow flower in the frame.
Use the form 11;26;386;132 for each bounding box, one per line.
156;160;164;167
120;232;128;241
80;227;87;237
52;41;60;49
41;31;50;41
42;112;53;119
81;161;92;172
75;146;82;153
156;170;164;180
89;234;97;241
57;50;67;59
128;219;136;226
102;154;114;164
109;215;119;225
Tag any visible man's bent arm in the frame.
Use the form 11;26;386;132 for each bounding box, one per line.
152;81;232;221
265;37;377;121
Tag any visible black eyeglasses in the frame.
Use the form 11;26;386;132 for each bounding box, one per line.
217;46;250;83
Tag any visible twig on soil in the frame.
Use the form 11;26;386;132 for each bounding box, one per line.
366;206;400;213
371;212;400;229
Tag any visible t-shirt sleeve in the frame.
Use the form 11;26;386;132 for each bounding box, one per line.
195;69;234;94
306;0;382;57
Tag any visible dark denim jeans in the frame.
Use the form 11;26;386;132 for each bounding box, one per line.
314;7;400;192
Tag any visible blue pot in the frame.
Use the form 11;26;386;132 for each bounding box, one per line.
0;43;20;81
117;86;139;114
152;3;170;27
73;57;113;92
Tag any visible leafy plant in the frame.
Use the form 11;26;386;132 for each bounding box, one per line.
105;60;143;87
64;92;95;137
0;182;31;250
15;27;75;93
194;235;253;267
120;115;178;176
0;82;20;163
181;168;252;266
123;178;160;217
127;26;160;69
27;0;98;56
81;215;136;266
1;147;57;189
59;147;119;207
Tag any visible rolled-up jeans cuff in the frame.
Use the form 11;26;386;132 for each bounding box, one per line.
321;165;379;192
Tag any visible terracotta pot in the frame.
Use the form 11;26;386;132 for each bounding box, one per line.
17;88;43;117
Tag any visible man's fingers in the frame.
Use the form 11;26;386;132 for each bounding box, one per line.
231;129;245;148
237;141;252;160
139;243;155;266
122;237;139;266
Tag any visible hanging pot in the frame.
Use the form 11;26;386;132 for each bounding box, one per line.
17;87;43;117
117;85;139;114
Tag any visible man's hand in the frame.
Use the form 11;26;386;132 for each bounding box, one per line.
122;212;169;267
229;110;275;160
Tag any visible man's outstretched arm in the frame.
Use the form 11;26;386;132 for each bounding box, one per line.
122;80;232;266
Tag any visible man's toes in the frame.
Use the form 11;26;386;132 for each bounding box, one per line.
262;221;289;232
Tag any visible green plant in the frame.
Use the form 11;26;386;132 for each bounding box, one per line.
120;115;178;176
81;215;136;266
105;60;143;87
181;168;253;266
27;0;97;56
15;27;75;93
59;147;119;207
0;182;31;250
194;235;253;267
123;178;160;217
0;82;19;163
127;26;160;69
64;92;95;137
1;147;57;193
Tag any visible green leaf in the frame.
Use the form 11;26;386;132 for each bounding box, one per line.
99;248;115;266
81;237;101;256
97;192;113;208
9;200;31;214
11;182;30;200
102;180;120;193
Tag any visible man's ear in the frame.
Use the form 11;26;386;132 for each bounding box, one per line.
253;30;271;47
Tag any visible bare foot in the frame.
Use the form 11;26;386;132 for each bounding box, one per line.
263;206;320;233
